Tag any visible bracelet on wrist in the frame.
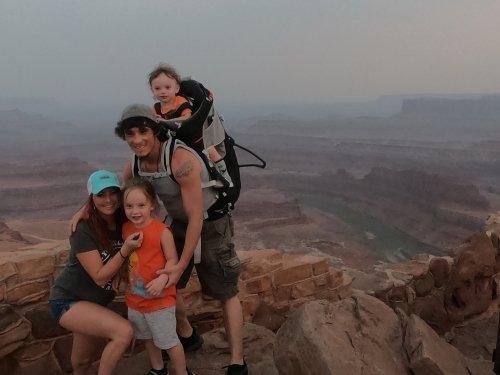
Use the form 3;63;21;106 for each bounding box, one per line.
119;249;126;259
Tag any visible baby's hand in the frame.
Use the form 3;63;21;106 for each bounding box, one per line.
146;274;168;296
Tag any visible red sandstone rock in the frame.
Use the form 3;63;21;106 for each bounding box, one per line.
6;279;50;306
413;272;435;297
404;314;469;375
298;255;329;275
0;262;17;283
273;261;312;286
445;232;496;322
245;275;272;294
312;273;328;287
240;258;283;281
275;292;409;375
412;291;448;331
15;256;55;281
290;278;317;299
429;257;450;288
240;294;261;322
252;302;287;332
327;268;343;288
0;306;31;358
272;284;292;302
392;260;429;278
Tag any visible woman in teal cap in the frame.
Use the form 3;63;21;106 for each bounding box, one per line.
49;170;143;375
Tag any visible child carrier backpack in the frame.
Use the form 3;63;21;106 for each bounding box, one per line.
154;79;266;214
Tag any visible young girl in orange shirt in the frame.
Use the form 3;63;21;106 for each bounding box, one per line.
123;178;194;375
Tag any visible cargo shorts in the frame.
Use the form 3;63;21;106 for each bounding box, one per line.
172;213;241;301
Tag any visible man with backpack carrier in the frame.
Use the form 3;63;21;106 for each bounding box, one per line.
115;101;249;375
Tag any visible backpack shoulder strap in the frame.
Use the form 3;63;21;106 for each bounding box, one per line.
131;154;139;177
131;142;171;179
164;137;179;184
165;138;218;190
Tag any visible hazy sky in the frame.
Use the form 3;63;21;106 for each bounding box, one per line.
1;0;500;108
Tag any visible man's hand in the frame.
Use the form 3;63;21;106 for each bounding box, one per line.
146;274;168;296
69;204;89;233
157;263;185;289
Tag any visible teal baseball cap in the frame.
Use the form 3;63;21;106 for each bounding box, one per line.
87;170;121;195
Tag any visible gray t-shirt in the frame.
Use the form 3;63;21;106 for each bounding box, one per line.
49;220;123;306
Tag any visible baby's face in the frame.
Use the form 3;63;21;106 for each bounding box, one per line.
150;73;179;105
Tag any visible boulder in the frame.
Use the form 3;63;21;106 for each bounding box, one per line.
404;314;469;375
465;358;495;375
445;233;496;322
412;290;448;331
449;309;497;363
274;292;409;375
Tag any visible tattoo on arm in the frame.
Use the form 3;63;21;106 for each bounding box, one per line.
174;161;194;179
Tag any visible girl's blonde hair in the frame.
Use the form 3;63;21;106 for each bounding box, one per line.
123;177;159;214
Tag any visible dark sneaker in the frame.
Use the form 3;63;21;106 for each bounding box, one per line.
178;328;204;352
225;361;248;375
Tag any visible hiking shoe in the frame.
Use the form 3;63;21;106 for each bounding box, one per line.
145;368;167;375
225;361;248;375
178;328;204;352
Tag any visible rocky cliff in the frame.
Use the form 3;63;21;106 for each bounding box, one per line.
1;215;500;374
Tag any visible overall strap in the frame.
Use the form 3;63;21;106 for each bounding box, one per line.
132;153;139;177
165;137;177;183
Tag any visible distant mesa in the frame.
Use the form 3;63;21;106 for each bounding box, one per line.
399;95;500;119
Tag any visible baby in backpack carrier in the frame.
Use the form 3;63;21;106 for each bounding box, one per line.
148;63;232;187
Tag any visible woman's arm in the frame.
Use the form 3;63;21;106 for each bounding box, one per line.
77;232;143;286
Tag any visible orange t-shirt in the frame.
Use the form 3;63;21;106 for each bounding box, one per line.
123;219;176;313
159;96;192;119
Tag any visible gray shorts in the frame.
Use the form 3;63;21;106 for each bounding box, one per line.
128;306;180;350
